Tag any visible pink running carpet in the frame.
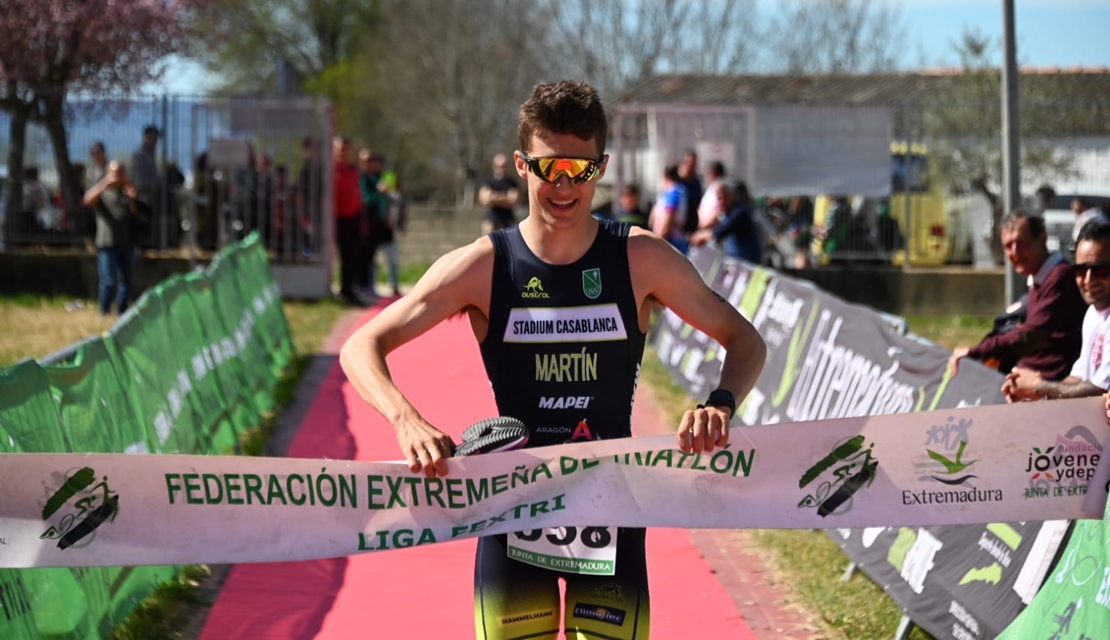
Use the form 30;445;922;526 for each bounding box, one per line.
200;309;754;639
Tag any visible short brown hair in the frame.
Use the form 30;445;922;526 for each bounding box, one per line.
518;80;607;157
1001;208;1046;239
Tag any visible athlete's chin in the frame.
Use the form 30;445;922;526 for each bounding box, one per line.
539;202;590;225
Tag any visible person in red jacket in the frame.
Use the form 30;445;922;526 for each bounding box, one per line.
949;210;1086;380
333;136;368;307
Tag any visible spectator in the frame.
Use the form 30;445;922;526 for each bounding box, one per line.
478;153;520;234
192;152;218;250
692;181;762;263
131;124;160;245
83;161;145;316
875;201;905;254
21;167;53;230
297;137;324;257
376;169;405;297
1004;221;1110;401
87;141;109;188
613;183;650;229
1071;196;1108;244
334;137;368;307
358;148;389;299
1033;184;1057;215
250;153;275;246
678;149;702;237
272;164;290;254
788;196;814;268
649;164;688;254
696;161;727;230
949;210;1086;380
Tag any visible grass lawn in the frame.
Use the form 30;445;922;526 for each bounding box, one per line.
0;285;995;639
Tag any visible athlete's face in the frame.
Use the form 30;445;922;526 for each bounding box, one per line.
516;132;606;228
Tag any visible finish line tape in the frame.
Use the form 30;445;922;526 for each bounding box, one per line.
1;397;1108;568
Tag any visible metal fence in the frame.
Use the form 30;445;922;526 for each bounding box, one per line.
3;93;1109;276
0;94;333;262
608;99;1110;269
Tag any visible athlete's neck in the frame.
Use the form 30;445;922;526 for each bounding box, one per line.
518;215;599;265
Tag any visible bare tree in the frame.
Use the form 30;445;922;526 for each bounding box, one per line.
190;0;376;92
923;29;1079;263
550;0;761;98
369;0;553;201
767;0;907;74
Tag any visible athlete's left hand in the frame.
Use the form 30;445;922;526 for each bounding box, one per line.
677;405;730;453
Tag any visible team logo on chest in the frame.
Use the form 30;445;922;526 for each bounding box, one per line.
582;268;602;300
522;276;550;299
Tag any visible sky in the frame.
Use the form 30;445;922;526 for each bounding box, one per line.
897;0;1110;70
149;0;1110;94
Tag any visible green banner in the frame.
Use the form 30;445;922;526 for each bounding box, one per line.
0;234;294;639
183;269;263;436
232;234;295;378
998;501;1110;639
40;337;150;453
107;292;207;455
207;250;276;415
0;358;67;452
155;274;238;454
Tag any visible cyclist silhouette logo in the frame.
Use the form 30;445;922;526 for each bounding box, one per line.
40;467;120;550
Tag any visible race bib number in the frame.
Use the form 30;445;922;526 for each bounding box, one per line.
507;526;617;575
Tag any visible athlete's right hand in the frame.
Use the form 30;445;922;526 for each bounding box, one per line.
395;418;456;478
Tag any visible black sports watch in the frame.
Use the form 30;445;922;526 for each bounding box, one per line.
700;388;736;419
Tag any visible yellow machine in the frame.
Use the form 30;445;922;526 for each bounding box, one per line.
812;142;951;266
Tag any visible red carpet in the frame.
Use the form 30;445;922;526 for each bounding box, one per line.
201;307;754;639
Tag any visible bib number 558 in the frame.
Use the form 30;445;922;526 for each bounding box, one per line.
513;526;612;548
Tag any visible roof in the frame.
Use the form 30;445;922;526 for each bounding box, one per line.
613;69;1110;107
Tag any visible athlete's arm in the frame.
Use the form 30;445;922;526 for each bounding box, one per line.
628;229;768;454
339;238;494;478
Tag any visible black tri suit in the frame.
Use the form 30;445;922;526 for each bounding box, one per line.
474;219;651;639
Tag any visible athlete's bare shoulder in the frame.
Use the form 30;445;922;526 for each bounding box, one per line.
626;226;687;274
624;226;695;304
410;235;496;315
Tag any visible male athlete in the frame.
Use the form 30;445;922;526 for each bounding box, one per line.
340;80;766;640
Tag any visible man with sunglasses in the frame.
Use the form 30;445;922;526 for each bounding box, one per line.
340;79;766;640
1004;221;1110;401
948;209;1085;381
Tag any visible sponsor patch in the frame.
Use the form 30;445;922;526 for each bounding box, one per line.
572;603;626;626
498;609;556;626
505;304;627;343
539;395;593;409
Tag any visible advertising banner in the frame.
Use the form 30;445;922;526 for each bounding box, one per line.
1;396;1107;569
997;499;1110;640
0;232;292;639
649;246;1100;639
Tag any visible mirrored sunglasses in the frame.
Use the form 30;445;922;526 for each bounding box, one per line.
520;152;606;184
